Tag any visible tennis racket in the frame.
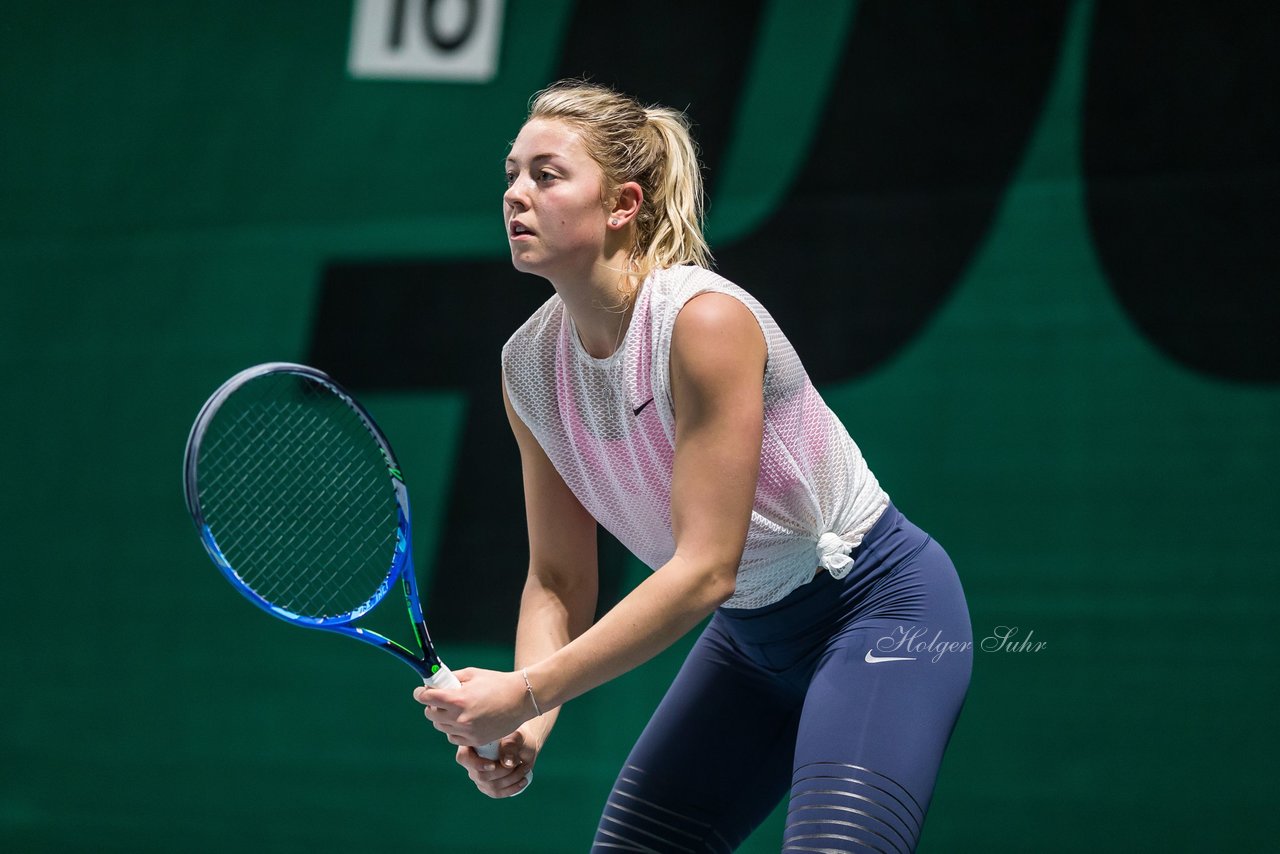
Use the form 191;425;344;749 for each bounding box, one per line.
183;361;499;761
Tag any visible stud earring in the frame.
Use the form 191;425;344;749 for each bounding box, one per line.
610;218;619;226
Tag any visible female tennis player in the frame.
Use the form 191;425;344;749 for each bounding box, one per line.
416;80;973;852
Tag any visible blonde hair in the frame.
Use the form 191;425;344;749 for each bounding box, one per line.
527;80;713;282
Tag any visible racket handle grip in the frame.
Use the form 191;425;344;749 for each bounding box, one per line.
425;664;501;761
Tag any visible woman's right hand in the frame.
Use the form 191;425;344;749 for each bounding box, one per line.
455;722;542;798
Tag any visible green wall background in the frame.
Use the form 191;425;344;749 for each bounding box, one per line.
2;2;1277;851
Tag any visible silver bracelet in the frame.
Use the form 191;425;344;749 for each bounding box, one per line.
522;667;543;717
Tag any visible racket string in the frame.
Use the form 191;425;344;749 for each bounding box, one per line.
213;407;392;613
198;378;401;619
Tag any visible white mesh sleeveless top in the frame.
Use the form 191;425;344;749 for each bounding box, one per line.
502;265;889;609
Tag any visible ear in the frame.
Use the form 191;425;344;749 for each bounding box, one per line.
607;182;644;229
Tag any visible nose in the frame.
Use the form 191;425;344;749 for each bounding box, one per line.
503;177;530;211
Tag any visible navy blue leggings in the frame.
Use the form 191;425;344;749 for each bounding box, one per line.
592;505;972;853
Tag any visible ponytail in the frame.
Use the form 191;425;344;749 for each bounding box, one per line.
637;106;712;275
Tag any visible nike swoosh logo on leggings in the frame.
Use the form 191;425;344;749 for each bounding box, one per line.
865;650;917;663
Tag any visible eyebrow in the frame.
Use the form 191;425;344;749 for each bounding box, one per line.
504;153;564;166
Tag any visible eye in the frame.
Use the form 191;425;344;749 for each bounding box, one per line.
537;169;558;183
504;170;516;187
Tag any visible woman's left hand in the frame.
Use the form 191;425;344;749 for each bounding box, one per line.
414;668;532;748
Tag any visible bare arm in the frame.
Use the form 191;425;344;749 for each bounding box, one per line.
506;377;600;743
524;292;767;711
418;293;767;750
426;378;600;797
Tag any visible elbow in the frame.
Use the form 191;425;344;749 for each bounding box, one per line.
709;576;737;608
668;550;740;610
698;562;739;610
524;563;599;619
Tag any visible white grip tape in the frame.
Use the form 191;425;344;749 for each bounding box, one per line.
425;664;532;796
425;665;502;762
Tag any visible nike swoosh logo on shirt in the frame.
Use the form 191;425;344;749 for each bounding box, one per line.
633;397;655;416
865;651;917;663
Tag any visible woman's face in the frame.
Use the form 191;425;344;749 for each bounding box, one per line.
503;119;611;280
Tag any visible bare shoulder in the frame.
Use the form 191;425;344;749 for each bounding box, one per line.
674;291;758;334
673;292;764;355
671;292;766;386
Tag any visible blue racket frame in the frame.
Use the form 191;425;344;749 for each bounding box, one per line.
183;362;448;681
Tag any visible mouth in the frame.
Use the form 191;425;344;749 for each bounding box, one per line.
509;221;535;239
